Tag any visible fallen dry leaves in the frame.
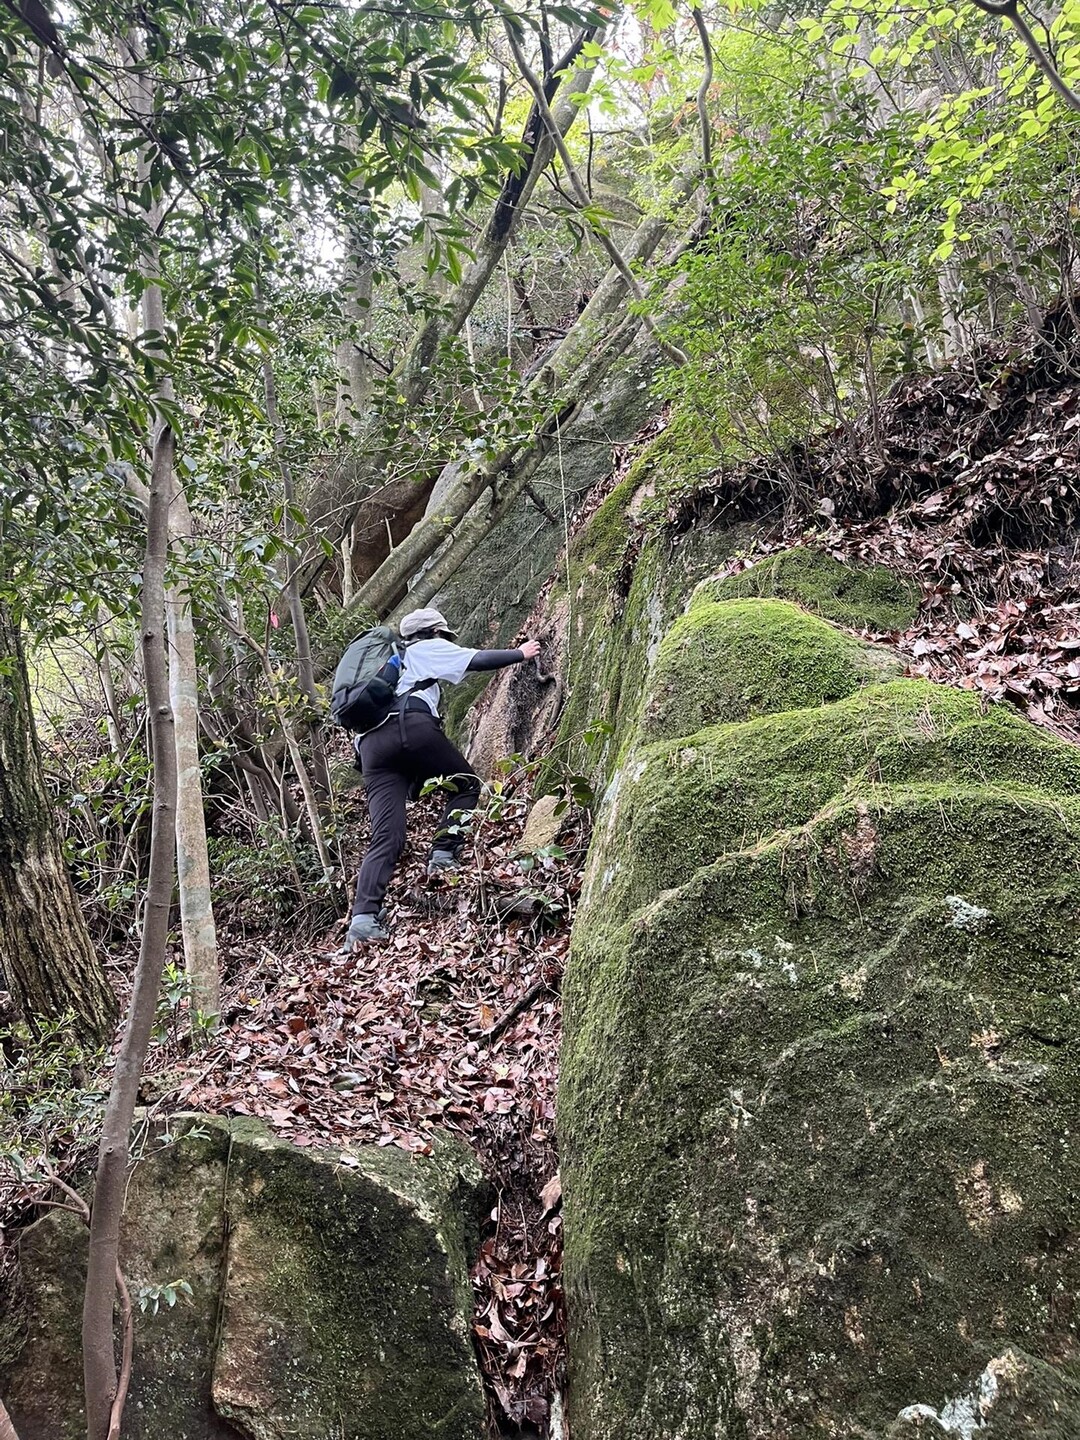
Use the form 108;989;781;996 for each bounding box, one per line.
158;777;584;1436
675;324;1080;741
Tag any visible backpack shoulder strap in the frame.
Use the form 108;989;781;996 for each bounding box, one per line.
395;635;437;693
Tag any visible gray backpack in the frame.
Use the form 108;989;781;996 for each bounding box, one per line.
330;627;405;733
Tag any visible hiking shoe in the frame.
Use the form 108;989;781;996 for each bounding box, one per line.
341;912;388;949
427;848;461;878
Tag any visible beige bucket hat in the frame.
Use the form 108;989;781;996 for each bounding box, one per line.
399;607;457;639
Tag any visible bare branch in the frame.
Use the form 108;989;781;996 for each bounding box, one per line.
970;0;1080;112
43;1168;90;1220
106;1268;134;1440
503;18;689;367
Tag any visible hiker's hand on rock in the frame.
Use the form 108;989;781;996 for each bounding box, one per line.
521;639;541;661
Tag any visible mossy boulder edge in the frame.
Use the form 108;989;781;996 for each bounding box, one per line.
704;546;920;634
1;1116;487;1440
641;596;901;741
556;529;1080;1438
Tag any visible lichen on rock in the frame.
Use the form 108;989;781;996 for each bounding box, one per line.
213;1121;486;1440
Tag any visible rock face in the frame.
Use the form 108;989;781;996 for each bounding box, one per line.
554;508;1080;1437
2;1117;487;1440
516;795;565;855
434;344;660;745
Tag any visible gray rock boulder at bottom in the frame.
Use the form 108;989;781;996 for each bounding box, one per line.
1;1116;488;1440
884;1348;1080;1438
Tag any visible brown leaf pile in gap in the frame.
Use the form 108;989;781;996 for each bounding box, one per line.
155;773;586;1438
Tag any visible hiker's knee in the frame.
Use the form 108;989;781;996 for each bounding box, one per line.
458;773;481;802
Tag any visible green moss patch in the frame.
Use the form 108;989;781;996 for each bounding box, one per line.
641;596;900;741
541;483;658;791
702;547;920;633
584;679;1080;929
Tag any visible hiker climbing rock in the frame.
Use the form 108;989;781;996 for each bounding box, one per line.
337;607;540;947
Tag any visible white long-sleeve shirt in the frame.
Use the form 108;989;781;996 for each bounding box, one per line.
395;637;478;718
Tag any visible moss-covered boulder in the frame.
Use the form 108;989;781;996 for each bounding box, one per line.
1;1117;487;1440
213;1121;485;1440
586;679;1080;925
641;597;900;740
703;547;920;633
2;1118;235;1440
561;589;1080;1437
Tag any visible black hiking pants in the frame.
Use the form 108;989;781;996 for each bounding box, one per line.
352;708;481;917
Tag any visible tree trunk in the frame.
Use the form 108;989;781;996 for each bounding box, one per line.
83;412;178;1440
334;249;373;426
83;38;180;1440
393;27;604;407
0;600;117;1042
123;434;221;1024
340;523;355;606
334;168;375;429
262;353;332;802
166;564;220;1025
94;613;124;761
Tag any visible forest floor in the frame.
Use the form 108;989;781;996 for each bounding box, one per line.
673;321;1080;742
145;770;583;1439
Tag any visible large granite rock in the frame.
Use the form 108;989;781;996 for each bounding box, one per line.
2;1117;487;1440
556;535;1080;1439
432;343;661;745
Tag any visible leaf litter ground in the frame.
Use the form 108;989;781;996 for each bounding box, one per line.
155;776;584;1438
668;322;1080;741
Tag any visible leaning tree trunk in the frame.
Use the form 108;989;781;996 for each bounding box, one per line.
392;25;605;407
0;598;116;1041
350;201;686;619
302;25;606;576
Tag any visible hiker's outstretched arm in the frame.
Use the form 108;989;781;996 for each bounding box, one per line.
467;648;526;672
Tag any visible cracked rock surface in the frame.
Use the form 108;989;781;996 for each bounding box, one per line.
2;1115;487;1440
